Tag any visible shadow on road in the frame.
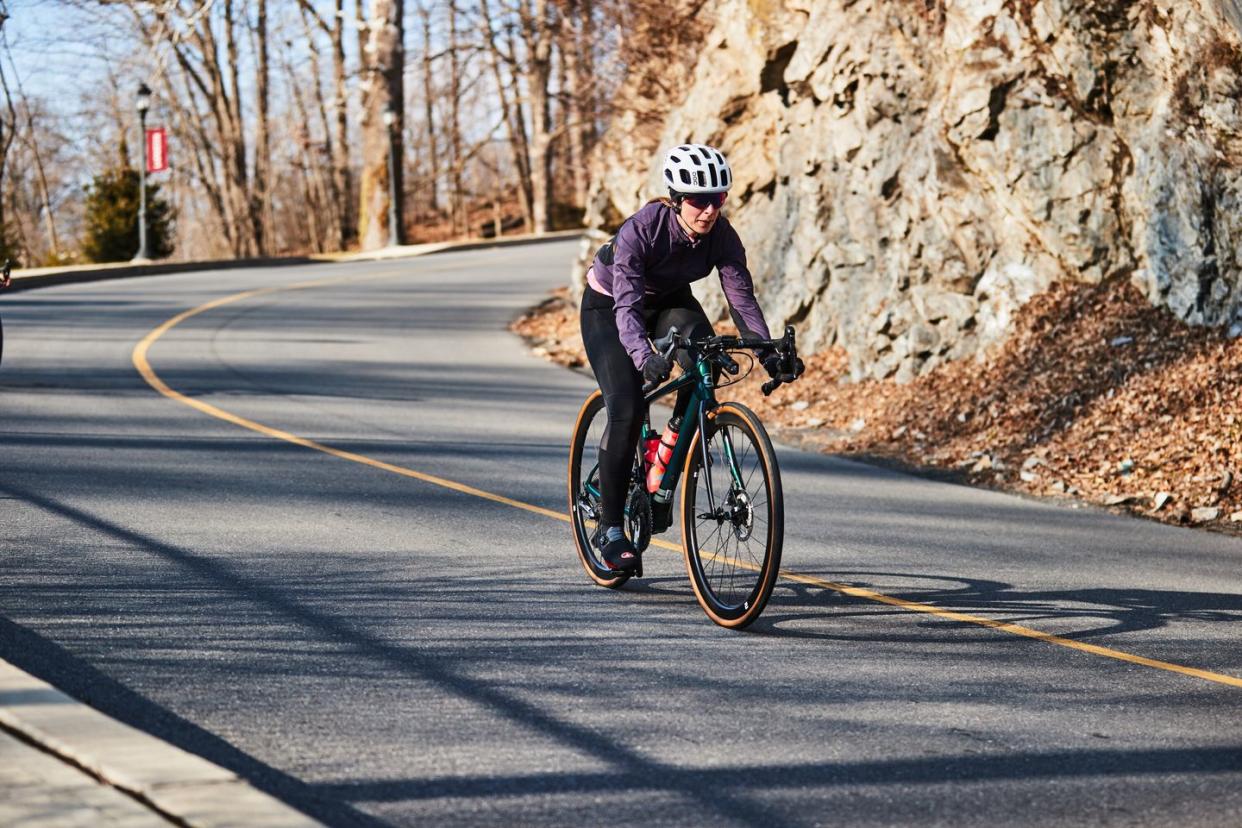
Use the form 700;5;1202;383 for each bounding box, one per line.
7;478;1242;824
0;481;782;826
754;569;1242;647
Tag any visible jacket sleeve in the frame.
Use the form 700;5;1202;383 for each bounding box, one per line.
610;215;656;371
714;221;772;340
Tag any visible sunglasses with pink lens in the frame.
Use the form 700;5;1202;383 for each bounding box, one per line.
683;192;726;210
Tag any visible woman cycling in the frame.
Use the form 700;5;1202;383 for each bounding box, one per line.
580;143;802;572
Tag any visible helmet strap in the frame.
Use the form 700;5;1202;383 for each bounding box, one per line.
671;200;700;240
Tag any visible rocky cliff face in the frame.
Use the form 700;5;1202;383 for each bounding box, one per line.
581;0;1242;383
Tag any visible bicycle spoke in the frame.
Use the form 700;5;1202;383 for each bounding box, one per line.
683;403;784;627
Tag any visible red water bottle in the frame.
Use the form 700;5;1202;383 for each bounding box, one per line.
642;434;661;476
646;418;680;493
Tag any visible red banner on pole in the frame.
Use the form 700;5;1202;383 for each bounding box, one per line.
146;128;168;173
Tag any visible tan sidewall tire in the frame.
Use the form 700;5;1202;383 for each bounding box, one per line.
680;403;783;628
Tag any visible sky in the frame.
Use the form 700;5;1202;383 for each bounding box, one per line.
2;1;122;108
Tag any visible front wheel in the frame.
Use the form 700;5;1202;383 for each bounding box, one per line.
681;403;783;628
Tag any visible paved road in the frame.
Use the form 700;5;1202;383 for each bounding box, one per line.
2;242;1240;827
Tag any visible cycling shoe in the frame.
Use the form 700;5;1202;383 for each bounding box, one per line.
595;530;641;572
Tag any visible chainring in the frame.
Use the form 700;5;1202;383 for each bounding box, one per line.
625;483;653;553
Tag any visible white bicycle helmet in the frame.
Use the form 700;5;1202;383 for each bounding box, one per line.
661;143;732;194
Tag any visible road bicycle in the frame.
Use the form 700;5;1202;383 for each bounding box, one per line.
0;260;10;366
568;325;800;629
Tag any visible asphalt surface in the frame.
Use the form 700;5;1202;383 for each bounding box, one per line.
1;241;1240;827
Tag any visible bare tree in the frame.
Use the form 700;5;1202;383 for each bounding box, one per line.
357;0;405;250
281;28;333;251
415;0;440;217
477;0;584;233
478;0;533;231
252;0;273;252
119;0;267;256
295;2;343;249
297;0;356;249
519;0;555;233
18;100;61;258
447;0;465;234
559;0;595;209
0;44;22;256
38;0;656;259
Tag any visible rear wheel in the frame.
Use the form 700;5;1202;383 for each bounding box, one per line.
680;403;783;628
568;390;631;588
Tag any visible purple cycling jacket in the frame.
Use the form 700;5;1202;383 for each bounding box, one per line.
590;200;771;371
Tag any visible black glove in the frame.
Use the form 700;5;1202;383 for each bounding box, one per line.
762;351;805;382
761;351;784;380
642;352;672;384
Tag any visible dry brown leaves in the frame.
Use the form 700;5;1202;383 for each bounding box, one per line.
511;279;1242;535
510;287;588;369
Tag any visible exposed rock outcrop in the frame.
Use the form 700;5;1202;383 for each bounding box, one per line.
580;0;1242;382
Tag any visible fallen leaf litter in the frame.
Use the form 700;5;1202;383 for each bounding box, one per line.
512;277;1242;535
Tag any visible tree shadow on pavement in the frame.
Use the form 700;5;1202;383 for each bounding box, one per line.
0;481;784;827
752;569;1242;649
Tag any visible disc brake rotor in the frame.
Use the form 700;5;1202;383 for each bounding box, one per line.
728;489;753;542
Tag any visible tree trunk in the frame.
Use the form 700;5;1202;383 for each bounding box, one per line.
447;0;464;235
254;0;273;253
562;0;590;209
357;0;405;250
298;2;344;248
0;62;18;252
223;0;257;256
334;0;356;249
523;0;554;233
187;8;248;255
417;1;439;216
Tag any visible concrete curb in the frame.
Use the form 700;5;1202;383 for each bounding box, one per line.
0;657;322;827
4;229;584;293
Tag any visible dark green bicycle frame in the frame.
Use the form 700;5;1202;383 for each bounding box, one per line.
580;351;746;520
642;352;745;509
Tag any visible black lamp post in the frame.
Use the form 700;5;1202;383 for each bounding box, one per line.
382;108;400;246
135;82;152;261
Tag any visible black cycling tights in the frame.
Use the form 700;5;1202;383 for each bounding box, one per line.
580;285;715;528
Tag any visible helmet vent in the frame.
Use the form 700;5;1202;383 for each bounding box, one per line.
661;143;732;195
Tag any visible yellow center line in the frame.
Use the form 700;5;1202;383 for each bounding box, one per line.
133;273;567;524
132;278;1242;691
